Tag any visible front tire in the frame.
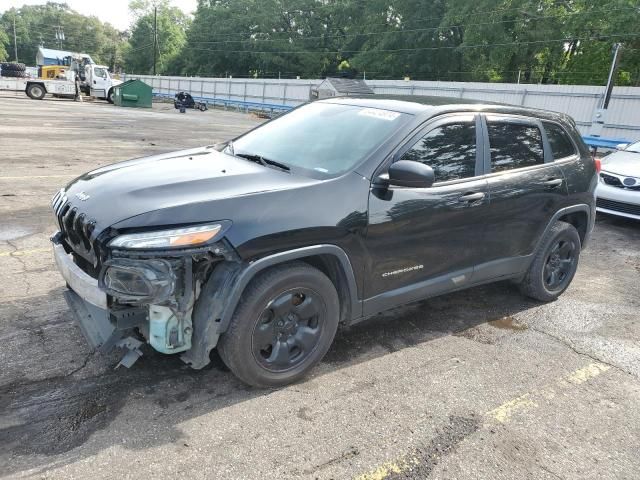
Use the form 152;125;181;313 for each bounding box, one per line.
217;262;340;388
107;89;114;104
519;221;581;302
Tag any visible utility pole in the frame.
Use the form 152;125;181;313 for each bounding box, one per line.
153;6;158;75
590;43;623;136
602;42;622;110
13;14;18;62
55;25;65;49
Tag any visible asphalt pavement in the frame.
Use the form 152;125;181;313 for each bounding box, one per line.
1;92;639;480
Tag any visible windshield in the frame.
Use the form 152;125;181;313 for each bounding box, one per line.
229;102;410;177
625;141;640;153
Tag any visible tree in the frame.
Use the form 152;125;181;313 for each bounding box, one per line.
123;0;189;74
0;2;126;69
0;24;9;62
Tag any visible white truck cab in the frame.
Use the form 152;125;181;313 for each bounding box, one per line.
84;64;122;103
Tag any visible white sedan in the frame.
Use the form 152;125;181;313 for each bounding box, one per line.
597;141;640;220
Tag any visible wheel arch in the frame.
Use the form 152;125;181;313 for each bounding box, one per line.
182;245;361;370
223;245;361;331
536;204;592;252
557;209;590;245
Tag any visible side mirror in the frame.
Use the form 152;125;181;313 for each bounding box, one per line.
616;143;629;151
379;160;435;188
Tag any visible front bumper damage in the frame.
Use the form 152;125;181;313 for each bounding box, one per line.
52;232;239;369
54;241;145;367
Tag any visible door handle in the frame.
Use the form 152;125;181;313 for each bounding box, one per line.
542;178;563;188
458;192;485;203
93;80;96;84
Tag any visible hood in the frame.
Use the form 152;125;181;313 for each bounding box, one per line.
601;151;640;178
61;146;317;237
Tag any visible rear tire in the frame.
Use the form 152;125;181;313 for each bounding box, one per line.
519;221;581;302
217;262;340;388
26;83;46;100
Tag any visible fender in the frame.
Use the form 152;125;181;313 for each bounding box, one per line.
182;244;361;369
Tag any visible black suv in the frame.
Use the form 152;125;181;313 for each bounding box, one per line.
51;96;597;387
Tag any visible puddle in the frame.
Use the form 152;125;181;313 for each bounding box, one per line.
488;316;528;331
0;225;35;241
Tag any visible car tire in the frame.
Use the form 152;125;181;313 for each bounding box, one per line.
519;221;581;302
107;89;114;104
26;83;46;100
1;69;26;78
217;261;340;388
1;62;26;72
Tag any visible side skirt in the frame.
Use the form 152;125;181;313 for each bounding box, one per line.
358;255;532;321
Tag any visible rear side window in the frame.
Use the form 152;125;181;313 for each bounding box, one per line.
543;122;577;159
487;121;544;172
401;122;477;182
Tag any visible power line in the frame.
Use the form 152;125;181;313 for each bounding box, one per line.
184;6;640;45
185;33;640;56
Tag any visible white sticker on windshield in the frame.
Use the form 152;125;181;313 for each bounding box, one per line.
358;108;401;121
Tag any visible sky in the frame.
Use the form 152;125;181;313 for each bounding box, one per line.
1;0;198;30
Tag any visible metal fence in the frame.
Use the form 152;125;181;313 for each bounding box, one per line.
125;74;640;141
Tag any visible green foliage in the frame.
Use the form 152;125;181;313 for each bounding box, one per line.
1;0;638;84
124;0;189;75
166;0;639;84
0;2;125;69
0;25;9;62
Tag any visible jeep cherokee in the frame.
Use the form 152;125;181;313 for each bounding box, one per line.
51;96;597;387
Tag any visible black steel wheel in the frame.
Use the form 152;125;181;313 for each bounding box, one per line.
217;262;340;388
519;221;581;302
252;288;326;372
543;238;577;290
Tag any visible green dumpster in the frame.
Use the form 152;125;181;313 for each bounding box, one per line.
114;79;153;108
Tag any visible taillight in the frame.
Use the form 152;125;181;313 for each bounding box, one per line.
594;158;602;173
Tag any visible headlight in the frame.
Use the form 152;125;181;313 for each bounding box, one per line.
109;223;227;249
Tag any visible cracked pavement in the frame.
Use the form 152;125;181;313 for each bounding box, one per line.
1;92;639;479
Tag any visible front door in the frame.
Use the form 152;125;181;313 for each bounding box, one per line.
90;66;110;98
475;114;568;281
364;114;489;315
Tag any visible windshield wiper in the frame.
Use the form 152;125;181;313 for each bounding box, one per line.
234;153;290;172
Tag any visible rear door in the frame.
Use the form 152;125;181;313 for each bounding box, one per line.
476;114;568;280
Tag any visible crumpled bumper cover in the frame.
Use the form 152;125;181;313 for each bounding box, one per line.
53;235;145;366
63;288;119;353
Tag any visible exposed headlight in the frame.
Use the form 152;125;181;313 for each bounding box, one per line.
109;223;226;249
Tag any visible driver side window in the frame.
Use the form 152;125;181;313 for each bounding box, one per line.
401;122;477;183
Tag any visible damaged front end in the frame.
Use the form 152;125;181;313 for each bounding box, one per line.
51;190;239;368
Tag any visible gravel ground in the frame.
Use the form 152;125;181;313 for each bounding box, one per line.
0;92;639;480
